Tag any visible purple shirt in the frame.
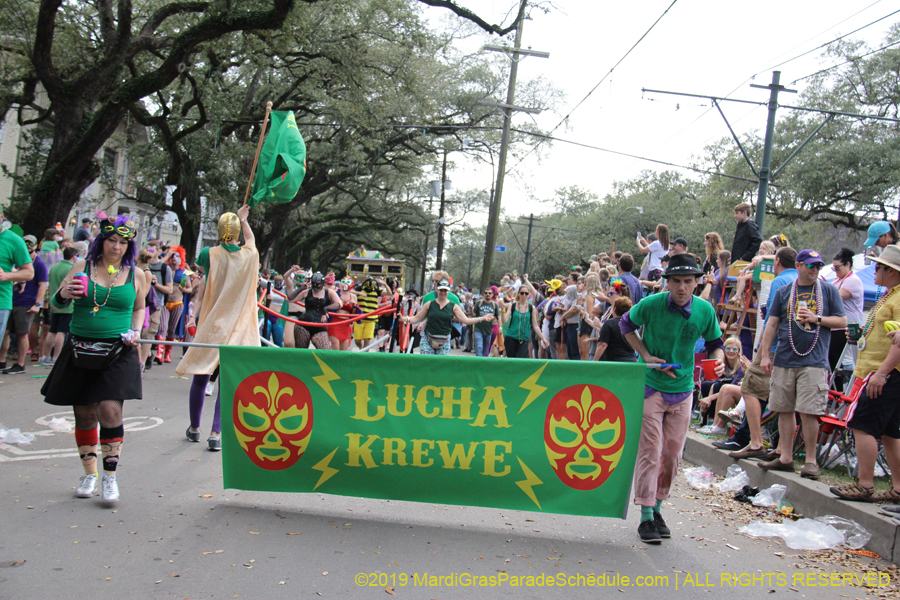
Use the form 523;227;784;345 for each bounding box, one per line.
13;254;48;307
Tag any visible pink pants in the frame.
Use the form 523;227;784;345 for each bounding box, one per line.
633;390;692;507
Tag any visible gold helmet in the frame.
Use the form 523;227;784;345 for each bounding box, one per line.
218;212;241;243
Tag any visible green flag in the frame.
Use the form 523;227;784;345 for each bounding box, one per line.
249;111;306;207
220;347;646;519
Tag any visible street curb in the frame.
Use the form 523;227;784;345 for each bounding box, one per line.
683;431;900;564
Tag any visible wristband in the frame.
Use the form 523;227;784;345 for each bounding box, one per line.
54;289;71;306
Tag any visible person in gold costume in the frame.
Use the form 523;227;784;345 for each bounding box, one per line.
177;205;260;451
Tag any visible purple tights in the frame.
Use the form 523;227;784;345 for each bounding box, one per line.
189;375;221;433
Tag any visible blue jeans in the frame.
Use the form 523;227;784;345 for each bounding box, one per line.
565;323;581;360
0;309;9;342
474;331;491;357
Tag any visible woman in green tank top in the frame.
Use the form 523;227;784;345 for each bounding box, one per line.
501;288;549;358
42;216;148;505
401;277;494;355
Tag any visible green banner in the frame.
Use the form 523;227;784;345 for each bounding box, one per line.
249;111;306;207
220;348;646;519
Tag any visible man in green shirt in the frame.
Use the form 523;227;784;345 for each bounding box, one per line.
0;214;35;365
46;246;78;363
620;254;724;544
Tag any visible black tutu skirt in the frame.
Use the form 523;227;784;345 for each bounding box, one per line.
42;337;142;406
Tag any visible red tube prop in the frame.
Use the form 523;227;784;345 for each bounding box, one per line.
257;297;396;328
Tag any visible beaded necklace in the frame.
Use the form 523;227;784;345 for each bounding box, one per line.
91;261;123;315
860;285;900;341
786;278;822;357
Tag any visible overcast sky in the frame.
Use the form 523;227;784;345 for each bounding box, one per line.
433;0;900;220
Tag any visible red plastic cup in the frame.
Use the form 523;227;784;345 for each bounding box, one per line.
188;325;197;337
701;359;719;381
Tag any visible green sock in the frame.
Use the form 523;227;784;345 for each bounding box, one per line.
654;499;663;514
640;506;654;522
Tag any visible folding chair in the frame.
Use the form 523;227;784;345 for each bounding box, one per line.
816;376;867;476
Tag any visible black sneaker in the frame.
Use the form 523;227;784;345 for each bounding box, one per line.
712;439;743;451
144;356;152;371
653;513;671;538
2;364;25;375
638;519;662;544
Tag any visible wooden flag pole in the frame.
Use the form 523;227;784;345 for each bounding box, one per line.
242;101;273;206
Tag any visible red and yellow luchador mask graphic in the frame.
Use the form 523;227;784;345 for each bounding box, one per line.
544;385;625;490
233;372;313;470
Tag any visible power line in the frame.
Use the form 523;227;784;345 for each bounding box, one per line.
508;128;760;185
640;2;897;161
759;7;900;73
790;38;900;83
510;0;680;169
750;0;885;77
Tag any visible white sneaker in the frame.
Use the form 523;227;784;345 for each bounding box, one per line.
698;424;726;435
205;383;214;396
75;473;98;498
101;474;119;502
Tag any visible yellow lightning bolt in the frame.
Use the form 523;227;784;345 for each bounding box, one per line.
312;352;340;405
312;447;340;490
518;362;548;414
515;457;543;509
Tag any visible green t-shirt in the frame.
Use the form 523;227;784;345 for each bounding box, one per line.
473;300;498;335
0;229;32;310
626;293;721;393
40;240;59;253
48;259;76;314
422;290;460;306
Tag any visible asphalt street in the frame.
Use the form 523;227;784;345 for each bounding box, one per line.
0;349;895;599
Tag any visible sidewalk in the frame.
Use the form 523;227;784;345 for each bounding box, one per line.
683;430;900;564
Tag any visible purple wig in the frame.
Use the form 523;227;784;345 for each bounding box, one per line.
85;215;137;269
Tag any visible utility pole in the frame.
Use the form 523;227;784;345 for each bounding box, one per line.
466;245;475;290
506;217;582;277
751;71;794;233
522;213;538;275
435;149;449;271
419;195;434;293
478;2;547;291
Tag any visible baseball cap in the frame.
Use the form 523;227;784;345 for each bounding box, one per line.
673;237;688;248
864;221;892;247
23;234;37;245
796;249;825;266
436;279;452;291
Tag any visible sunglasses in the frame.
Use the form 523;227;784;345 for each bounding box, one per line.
875;264;894;272
518;291;529;296
802;263;823;270
725;346;740;352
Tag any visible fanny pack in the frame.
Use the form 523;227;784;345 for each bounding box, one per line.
426;333;450;349
69;336;125;370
